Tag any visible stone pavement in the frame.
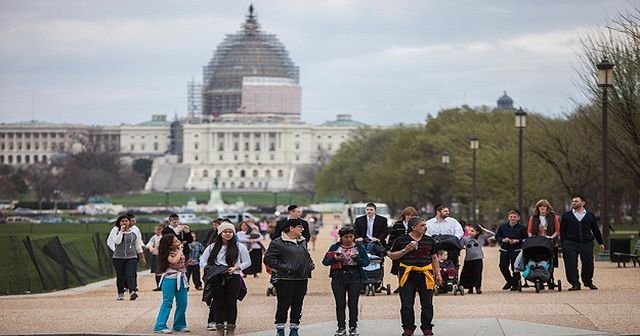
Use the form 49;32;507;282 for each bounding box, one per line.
1;214;639;336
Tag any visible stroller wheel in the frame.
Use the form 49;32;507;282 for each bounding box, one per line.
433;285;439;296
386;284;391;295
458;285;464;296
370;284;376;297
266;287;270;296
535;281;541;293
557;280;562;292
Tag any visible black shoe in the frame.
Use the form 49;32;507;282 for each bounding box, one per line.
547;282;555;290
476;289;482;294
393;287;400;294
510;286;520;291
521;282;530;288
568;285;581;291
502;283;511;290
152;287;162;291
467;289;473;294
586;283;598;290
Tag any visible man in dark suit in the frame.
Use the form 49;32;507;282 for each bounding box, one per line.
354;202;388;245
272;205;311;242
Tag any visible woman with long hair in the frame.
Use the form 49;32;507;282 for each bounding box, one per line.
199;222;251;336
153;233;190;334
107;215;146;301
527;199;560;288
237;220;264;278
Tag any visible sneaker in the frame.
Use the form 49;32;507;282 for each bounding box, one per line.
402;329;415;336
467;289;473;294
476;289;482;294
174;328;190;333
502;283;511;290
348;327;358;336
421;327;434;336
290;328;300;336
117;293;124;301
153;287;162;291
334;328;347;336
206;323;217;331
130;291;138;300
195;286;203;291
154;329;172;334
522;282;530;288
276;328;285;336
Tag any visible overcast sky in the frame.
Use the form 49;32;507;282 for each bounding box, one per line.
0;0;637;126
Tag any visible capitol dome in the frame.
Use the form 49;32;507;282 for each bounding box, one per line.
202;5;300;115
497;91;514;110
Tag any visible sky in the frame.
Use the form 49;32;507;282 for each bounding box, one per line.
0;0;638;126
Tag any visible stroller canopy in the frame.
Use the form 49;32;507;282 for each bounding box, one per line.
522;236;554;261
433;234;463;252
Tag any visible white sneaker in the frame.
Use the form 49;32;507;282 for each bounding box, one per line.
117;293;124;301
175;328;190;333
130;291;138;300
207;323;217;331
154;329;172;334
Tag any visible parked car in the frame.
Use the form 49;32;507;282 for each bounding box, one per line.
177;213;210;225
219;212;256;225
5;216;41;224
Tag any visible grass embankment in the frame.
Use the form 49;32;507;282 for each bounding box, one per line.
108;191;313;207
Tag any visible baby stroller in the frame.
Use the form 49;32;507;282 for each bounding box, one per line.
517;236;562;293
432;234;464;296
362;241;391;296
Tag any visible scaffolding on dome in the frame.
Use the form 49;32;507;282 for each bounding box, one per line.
201;5;299;116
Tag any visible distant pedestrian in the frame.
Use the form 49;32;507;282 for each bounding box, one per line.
322;226;369;336
272;205;311;242
146;224;165;291
153;233;190;334
204;218;222;247
264;218;315;336
387;217;441;336
186;231;204;290
108;215;146;301
459;224;494;294
354;202;388;245
560;195;604;291
307;217;319;251
237;220;264;278
200;222;251;335
163;214;194;259
495;210;528;291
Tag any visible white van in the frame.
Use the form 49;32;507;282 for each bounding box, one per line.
219;212;256;225
342;202;394;227
177;213;210;225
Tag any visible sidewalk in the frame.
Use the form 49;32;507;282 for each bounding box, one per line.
1;214;639;335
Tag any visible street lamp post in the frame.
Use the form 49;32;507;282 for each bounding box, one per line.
597;57;614;251
53;189;60;214
515;107;527;217
469;137;479;224
164;190;169;208
441;150;450;204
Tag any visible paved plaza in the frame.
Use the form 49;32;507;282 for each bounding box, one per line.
1;215;639;335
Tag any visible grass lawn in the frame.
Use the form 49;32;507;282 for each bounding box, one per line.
108;191;314;207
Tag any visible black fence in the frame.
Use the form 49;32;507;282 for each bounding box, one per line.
1;229;210;295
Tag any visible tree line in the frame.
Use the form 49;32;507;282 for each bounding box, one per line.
315;8;640;226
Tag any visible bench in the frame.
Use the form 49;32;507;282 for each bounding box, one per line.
612;240;640;268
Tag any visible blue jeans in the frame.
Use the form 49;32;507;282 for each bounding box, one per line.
154;277;188;331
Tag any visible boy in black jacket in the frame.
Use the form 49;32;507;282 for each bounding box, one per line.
495;209;528;291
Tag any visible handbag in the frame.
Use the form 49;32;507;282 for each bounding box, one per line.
325;251;342;269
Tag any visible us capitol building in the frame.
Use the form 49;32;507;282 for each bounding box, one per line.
0;6;367;192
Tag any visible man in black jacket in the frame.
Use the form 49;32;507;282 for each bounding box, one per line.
560;195;605;291
264;218;314;336
272;205;311;242
354;202;388;245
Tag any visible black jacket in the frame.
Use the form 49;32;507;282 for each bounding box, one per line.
495;222;528;253
354;214;388;243
201;264;229;305
272;218;311;242
162;226;194;258
264;235;314;280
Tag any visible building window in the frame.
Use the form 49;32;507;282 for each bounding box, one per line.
16;155;21;164
51;143;57;151
228;170;233;178
252;170;258;177
215;170;221;177
194;155;198;161
0;144;4;150
269;143;275;151
154;142;159;151
295;143;300;150
249;182;254;188
202;170;208;178
277;169;284;178
221;182;226;189
328;144;332;151
265;170;271;178
43;142;47;150
194;142;199;150
25;155;30;164
130;144;134;151
34;156;38;163
219;155;223;161
240;170;246;178
26;143;31;150
254;143;260;151
295;155;299;161
233;143;239;151
0;155;3;164
255;154;259;161
244;142;249;151
218;143;224;151
317;144;322;150
141;144;145;151
42;155;47;162
8;155;12;164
